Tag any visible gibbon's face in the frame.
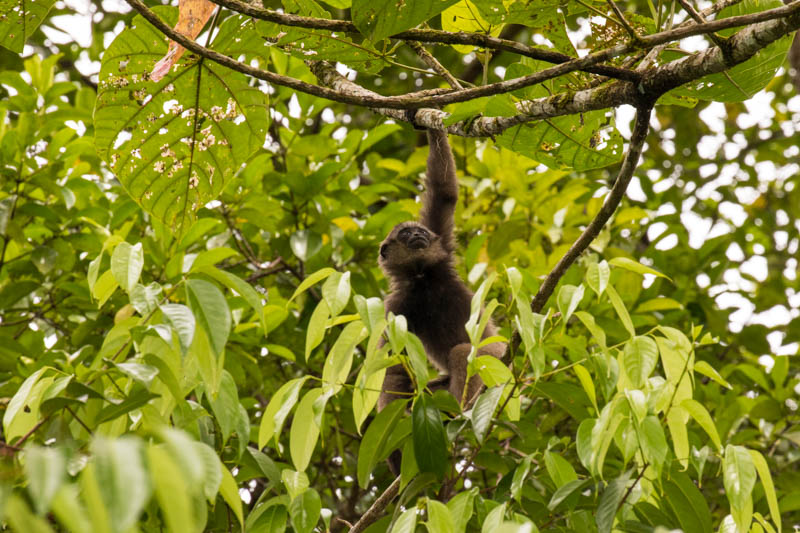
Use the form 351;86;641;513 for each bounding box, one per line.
378;222;447;272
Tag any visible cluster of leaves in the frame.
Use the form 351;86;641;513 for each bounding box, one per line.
1;0;798;531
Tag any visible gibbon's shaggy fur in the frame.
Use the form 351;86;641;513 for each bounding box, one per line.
377;129;506;411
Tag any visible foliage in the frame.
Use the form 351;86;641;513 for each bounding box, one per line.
0;0;798;532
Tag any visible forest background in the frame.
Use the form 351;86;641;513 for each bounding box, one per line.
0;0;799;531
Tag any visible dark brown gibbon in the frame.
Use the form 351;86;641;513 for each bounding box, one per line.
377;129;506;412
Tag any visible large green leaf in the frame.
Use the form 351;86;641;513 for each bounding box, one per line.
496;110;623;171
352;0;460;42
95;8;268;235
669;0;791;102
0;0;56;53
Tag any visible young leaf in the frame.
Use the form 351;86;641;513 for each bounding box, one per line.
110;242;144;293
681;399;723;452
557;284;584;323
586;260;610;297
609;257;672;281
24;446;65;515
258;377;309;450
160;303;196;355
288;267;335;302
322;320;367;393
322;271;351;316
305;300;330;361
622;336;658;388
723;445;756;533
427;500;455;533
290;388;326;472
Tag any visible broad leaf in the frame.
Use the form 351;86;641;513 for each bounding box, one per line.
95;8;268;234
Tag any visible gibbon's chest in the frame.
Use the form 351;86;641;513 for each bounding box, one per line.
390;275;472;352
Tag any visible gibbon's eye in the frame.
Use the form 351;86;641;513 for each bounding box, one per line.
379;244;389;258
398;228;411;237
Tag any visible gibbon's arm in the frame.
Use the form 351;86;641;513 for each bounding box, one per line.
420;129;458;253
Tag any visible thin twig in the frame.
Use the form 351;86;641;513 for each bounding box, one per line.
408;42;464;90
676;0;728;48
528;105;653;313
607;0;643;40
347;476;401;533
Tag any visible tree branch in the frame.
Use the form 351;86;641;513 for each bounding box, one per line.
208;0;639;82
348;476;401;533
529;105;654;313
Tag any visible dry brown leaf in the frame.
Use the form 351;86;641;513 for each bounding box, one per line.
151;0;217;81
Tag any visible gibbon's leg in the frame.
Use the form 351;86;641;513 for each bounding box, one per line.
378;364;413;411
447;342;507;407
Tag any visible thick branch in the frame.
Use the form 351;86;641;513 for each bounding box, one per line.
125;0;800;133
529;105;653;313
348;476;401;533
209;0;791;68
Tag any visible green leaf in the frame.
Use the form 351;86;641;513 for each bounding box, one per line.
681;399;722;452
196;265;266;332
246;504;287;532
3;494;55;533
470;385;503;444
548;479;589;511
446;489;477;533
427;500;455;533
96;385;159;425
24;446;65;515
208;370;241;445
290;388;326;472
3;367;48;442
357;399;408;488
289;488;321;533
322;320;367;393
573;364;598;413
258;377;309;450
219;464;244;529
305;300;330;361
147;445;195;533
111;242;144;293
662;471;713;533
289;267;335;302
406;333;431;390
281;469;310;501
723;444;756;533
322;271;351;316
557;284;584;322
605;284;634;337
0;0;56;53
160;303;196;355
586;260;610;296
186;278;231;358
192;442;223;503
543;450;578;488
412;394;448;479
639;416;668;476
95;7;269;235
672;0;790;102
93;437;150;533
391;507;418;533
481;502;507;532
92;270;119;308
749;450;781;533
131;282;162;316
496;110;624;171
472;355;513;387
290;230;323;262
694;360;732;389
574;311;607;350
596;472;630;533
622;336;658;388
510;456;532;504
609;257;672;281
352;0;459;41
